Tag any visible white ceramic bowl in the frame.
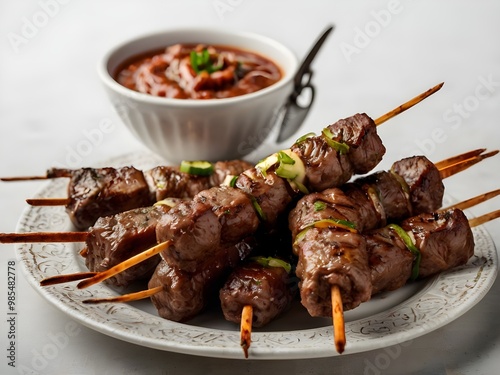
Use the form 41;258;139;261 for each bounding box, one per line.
98;28;298;163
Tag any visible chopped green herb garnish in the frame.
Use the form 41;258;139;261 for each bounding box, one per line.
314;201;326;211
190;49;223;75
250;196;267;222
277;150;295;165
294;132;316;144
179;160;214;176
251;256;292;274
388;224;421;280
321;127;350;154
293;218;357;246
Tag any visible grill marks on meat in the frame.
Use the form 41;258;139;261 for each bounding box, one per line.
391;155;444;215
144;160;253;202
156;186;260;272
400;209;474;279
219;260;294;327
326;113;386;174
48;160;252;230
291;113;385;192
294;228;372;316
366;208;474;295
291;137;354;192
365;227;413;295
290;189;373;316
235;168;294;227
59;167;152;230
85;204;172;287
149;238;255;322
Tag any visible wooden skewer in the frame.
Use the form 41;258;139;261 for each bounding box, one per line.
434;148;486;170
438;150;498;179
76;240;171;289
442;189;500;211
0;175;51;182
0;231;88;244
41;272;97;286
331;285;345;354
469;209;500;228
26;198;71;206
240;305;253;359
82;285;164;304
79;247;89;257
374;82;444;126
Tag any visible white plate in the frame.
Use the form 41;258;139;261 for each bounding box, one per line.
15;151;499;360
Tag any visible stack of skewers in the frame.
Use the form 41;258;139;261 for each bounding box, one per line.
2;82;500;359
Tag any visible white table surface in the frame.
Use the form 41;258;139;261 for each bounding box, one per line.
1;1;500;374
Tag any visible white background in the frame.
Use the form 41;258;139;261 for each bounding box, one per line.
1;1;499;374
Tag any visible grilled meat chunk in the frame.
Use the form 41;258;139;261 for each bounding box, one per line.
85;204;172;287
144;160;253;202
400;208;474;278
235;167;294;227
294;227;372;316
365;227;414;295
291;113;385;192
220;259;294;327
291;136;354;192
366;208;474;295
326;113;386;174
156;186;260;272
56;167;152;230
391;155;444;215
149;238;255;322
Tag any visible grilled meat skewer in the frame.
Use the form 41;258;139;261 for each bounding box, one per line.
148;237;256;322
367;208;474;295
22;160;253;230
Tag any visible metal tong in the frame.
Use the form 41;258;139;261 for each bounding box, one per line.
276;25;334;143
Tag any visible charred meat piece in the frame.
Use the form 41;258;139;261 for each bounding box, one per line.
85;203;173;287
291;136;354;192
290;188;373;316
149;238;255;322
54;166;152;230
235;167;295;228
290;188;377;236
144;160;253;202
400;208;474;279
366;208;474;295
326;113;386;174
365;227;414;295
220;258;295;327
290;113;385;192
391;155;444;215
293;227;372;316
156;186;260;272
351;170;413;223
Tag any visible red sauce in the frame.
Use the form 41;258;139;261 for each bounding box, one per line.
115;43;282;99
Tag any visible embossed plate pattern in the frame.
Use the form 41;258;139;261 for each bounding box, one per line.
15;152;499;359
